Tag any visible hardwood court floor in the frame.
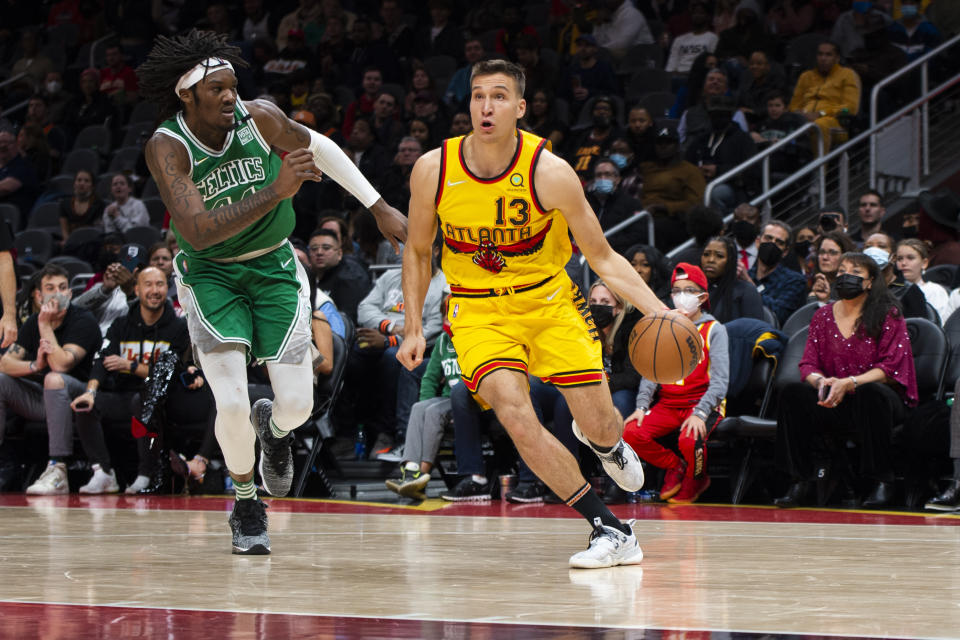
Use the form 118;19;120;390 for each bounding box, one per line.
1;495;959;639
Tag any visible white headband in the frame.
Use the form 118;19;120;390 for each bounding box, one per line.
174;58;235;97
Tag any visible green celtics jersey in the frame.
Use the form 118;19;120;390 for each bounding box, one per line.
155;100;294;260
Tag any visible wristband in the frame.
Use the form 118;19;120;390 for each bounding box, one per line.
850;376;857;388
129;360;138;374
29;360;36;372
86;388;97;397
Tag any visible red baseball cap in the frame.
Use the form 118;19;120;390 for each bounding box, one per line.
671;262;709;292
671;262;710;310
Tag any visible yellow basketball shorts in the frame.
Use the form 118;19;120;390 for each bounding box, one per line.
447;270;604;393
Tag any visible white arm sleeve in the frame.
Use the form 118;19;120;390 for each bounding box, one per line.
308;128;381;209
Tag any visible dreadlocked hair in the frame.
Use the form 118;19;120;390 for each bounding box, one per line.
137;29;249;122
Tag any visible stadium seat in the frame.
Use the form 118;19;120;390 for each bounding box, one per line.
15;229;54;266
0;203;21;233
781;301;821;338
142;197;167;228
714;327;808;503
293;332;350;497
72;125;112;156
123;225;162;248
26;202;62;235
108;147;143;174
55;148;100;180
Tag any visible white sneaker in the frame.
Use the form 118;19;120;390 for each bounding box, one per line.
572;420;645;491
79;464;119;494
125;475;151;494
376;444;405;462
569;518;644;569
26;462;69;495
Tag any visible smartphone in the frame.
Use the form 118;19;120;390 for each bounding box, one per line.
817;380;829;402
74;399;92;412
180;371;198;387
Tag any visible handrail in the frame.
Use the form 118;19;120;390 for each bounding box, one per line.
703;121;823;208
579;209;654;288
869;32;960;128
0;99;29;119
0;73;26;91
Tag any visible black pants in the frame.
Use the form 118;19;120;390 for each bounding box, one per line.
775;381;905;483
76;382;218;476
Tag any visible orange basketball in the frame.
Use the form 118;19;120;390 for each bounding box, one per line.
627;312;703;383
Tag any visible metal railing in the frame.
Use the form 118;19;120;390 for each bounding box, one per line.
869;32;960;189
0;73;26;91
667;37;960;260
579;209;654;288
702;121;825;216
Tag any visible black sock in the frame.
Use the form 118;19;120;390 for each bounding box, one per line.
589;439;615;454
565;482;631;534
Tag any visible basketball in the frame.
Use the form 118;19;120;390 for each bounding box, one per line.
627;312;703;383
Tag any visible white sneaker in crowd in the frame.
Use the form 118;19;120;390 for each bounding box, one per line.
25;462;69;495
79;464;120;494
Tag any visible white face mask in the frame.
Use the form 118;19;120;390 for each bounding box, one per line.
45;80;61;94
671;292;702;315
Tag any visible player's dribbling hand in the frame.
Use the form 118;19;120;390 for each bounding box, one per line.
396;334;426;371
275;149;322;199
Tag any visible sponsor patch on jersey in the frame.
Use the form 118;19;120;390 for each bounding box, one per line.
237;126;253;145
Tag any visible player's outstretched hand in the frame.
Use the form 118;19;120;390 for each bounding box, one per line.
274;149;322;199
371;200;409;253
396;333;426;371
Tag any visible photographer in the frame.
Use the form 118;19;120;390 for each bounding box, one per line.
70;267;215;494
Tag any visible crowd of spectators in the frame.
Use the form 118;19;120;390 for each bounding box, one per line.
0;0;957;512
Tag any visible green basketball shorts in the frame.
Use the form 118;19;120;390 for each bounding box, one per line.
174;241;312;364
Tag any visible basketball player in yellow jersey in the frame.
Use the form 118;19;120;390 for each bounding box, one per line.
399;60;671;569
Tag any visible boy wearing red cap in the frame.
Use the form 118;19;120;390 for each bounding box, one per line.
623;262;729;503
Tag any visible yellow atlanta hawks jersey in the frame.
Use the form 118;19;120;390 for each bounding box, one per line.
435;131;572;289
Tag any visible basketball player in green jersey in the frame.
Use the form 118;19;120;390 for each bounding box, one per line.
139;31;407;555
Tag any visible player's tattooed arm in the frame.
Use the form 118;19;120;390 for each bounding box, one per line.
145;134;286;251
246;99;312;151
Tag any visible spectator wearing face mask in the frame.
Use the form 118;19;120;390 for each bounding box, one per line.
623;263;728;504
862;236;928;320
774;252;917;509
888;0;942;61
585;158;647;256
0;265;101;495
744;221;808;325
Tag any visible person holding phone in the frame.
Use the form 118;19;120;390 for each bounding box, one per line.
774;252;917;509
69;267;214;494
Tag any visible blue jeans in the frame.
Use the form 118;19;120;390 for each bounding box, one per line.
449;382;490;476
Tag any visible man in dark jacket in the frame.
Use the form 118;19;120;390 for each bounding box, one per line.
585;158;647;256
69;267;214;494
686;95;759;214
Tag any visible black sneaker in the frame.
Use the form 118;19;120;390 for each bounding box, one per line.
228;498;270;555
441;477;492;502
252;399;293;497
506;481;547;503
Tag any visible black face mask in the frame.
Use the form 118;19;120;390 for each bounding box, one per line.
709;113;731;132
731;220;759;246
757;241;783;267
834;273;867;300
794;239;812;258
589;304;616;329
901;225;919;239
592;114;611;129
